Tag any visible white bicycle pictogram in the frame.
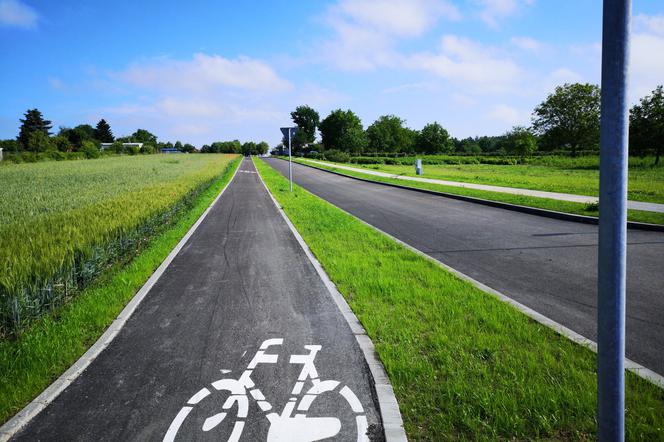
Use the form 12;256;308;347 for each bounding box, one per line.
163;338;369;442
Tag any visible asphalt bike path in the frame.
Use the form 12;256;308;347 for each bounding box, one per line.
265;158;664;376
13;158;382;441
303;159;664;213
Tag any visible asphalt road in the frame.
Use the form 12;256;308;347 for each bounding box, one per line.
14;158;381;441
264;158;664;376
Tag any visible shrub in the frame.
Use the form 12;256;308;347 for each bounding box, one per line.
323;149;351;163
124;144;140;155
81;140;101;159
140;144;156;154
352;156;384;165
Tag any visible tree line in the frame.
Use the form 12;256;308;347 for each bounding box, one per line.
0;109;273;163
280;83;664;164
0;110;201;160
200;140;269;156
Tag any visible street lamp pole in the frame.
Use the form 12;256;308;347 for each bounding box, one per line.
598;1;631;440
280;127;298;192
288;128;293;192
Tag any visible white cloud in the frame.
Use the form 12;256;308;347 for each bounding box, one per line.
336;0;460;37
320;0;460;70
117;53;292;93
48;77;66;91
407;35;523;93
381;81;440;94
0;0;37;29
91;53;302;144
510;36;545;53
452;93;477;108
630;32;664;99
476;0;535;28
544;68;583;91
487;104;527;126
295;83;348;108
634;13;664;36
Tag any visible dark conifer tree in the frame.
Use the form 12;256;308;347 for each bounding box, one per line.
18;109;52;149
95;119;114;143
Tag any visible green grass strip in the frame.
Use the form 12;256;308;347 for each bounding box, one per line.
0;157;241;424
295;159;664;226
254;157;664;440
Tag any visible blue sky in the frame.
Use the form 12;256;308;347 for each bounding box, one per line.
1;0;663;146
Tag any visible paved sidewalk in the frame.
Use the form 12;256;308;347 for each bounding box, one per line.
306;159;664;214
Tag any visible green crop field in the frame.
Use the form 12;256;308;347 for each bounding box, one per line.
0;154;238;336
308;155;664;203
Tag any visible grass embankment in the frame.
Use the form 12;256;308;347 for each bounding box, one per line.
295;159;664;226
0;155;241;424
255;157;664;440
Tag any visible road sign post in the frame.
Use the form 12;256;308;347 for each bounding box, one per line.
598;1;630;440
280;127;298;192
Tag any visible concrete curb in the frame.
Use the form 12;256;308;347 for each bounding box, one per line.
290;159;664;232
0;159;243;442
272;158;664;390
254;158;408;442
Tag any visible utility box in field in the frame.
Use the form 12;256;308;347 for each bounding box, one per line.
415;158;423;175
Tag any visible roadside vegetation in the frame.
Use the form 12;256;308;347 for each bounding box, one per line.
254;157;664;440
293;158;664;226
0;155;241;424
0;155;238;336
0;108;269;164
274;84;663;165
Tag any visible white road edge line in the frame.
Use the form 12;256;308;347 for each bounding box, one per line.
254;159;408;442
272;159;664;391
0;158;243;442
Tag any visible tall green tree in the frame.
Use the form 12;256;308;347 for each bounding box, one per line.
130;129;158;144
256;141;269;155
502;126;537;157
415;122;452;154
290;105;320;153
181;143;196;153
18;109;52;149
319;109;366;153
241;141;257;156
59;124;96;149
95;119;114;143
630;85;664;165
26;130;53;152
366;115;415;153
51;135;72;152
532;83;601;155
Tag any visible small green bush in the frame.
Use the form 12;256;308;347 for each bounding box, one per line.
81;141;101;159
323;149;351;163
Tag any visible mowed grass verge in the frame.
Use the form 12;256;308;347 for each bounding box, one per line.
0;156;241;424
255;157;664;440
306;156;664;203
295;159;664;226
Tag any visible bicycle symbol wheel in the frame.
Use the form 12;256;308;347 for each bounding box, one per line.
163;339;371;442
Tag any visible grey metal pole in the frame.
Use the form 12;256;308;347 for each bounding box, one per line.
288;129;293;192
598;0;630;440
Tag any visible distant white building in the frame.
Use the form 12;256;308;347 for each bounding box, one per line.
100;142;144;150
